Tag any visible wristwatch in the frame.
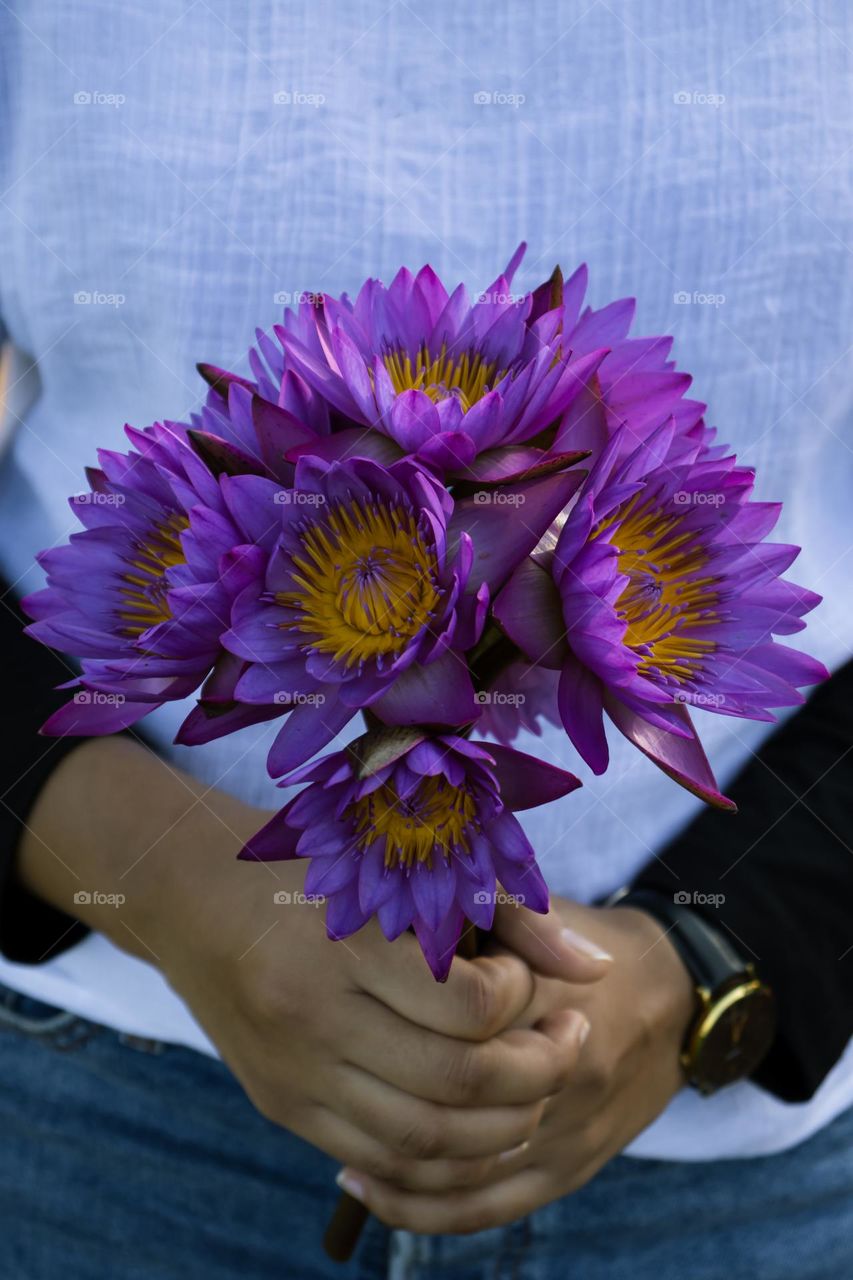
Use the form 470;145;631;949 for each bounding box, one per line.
608;888;777;1095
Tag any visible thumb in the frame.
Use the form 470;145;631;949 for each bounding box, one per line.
491;900;613;983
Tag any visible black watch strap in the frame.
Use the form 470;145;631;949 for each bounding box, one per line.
613;888;750;992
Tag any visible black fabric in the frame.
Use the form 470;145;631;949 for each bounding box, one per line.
634;659;853;1102
0;588;90;961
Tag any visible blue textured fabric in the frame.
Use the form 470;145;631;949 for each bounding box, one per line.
2;981;853;1279
0;1;852;1162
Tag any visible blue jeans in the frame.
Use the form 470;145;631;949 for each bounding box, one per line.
1;981;851;1279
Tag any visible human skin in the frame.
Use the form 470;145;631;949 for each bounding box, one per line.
336;900;697;1233
17;735;617;1186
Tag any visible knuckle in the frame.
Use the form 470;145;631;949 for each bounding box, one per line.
247;965;297;1027
544;1049;574;1095
443;1043;486;1104
542;1029;587;1093
395;1107;448;1160
579;1050;611;1096
362;1148;407;1184
531;1042;569;1098
461;968;503;1039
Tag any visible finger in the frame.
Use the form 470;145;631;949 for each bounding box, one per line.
490;902;612;982
334;1060;548;1159
310;1107;527;1192
335;1163;551;1236
340;994;590;1106
359;931;536;1040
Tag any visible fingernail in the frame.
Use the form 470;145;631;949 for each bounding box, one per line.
560;927;613;963
497;1140;530;1164
336;1168;366;1201
575;1014;591;1047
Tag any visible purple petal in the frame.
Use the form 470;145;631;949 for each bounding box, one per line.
325;886;371;940
371;652;478;727
286;426;402;467
493;856;550;914
450;468;586;595
41;695;156;736
411;856;457;933
238;798;301;861
493;557;567;668
305;849;359;896
487;744;581;810
377;879;415;940
604;693;736;811
266;694;355;777
558;656;609;774
389;390;441;451
175;699;283;745
359;842;398;913
413;904;466;982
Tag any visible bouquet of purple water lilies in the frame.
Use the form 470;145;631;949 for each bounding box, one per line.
24;245;827;981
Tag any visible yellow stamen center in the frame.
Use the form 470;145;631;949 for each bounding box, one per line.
599;495;720;683
382;343;507;412
350;774;477;869
118;513;189;637
278;498;441;668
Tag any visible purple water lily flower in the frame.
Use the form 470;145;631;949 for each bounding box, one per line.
190;365;335;486
239;728;581;980
220;451;584;776
198;253;707;491
494;420;828;806
204;247;607;483
542;263;705;466
23;423;278;736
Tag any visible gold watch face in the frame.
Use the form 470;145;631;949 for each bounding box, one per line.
684;980;776;1095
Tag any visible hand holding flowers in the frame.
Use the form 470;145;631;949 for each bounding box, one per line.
334;897;695;1235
